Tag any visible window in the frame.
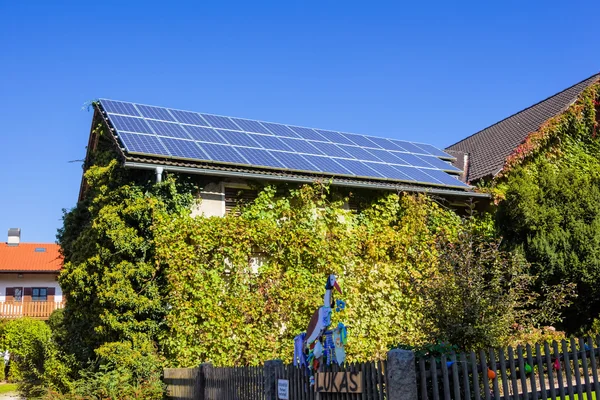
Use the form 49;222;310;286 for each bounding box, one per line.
14;288;23;302
32;288;47;301
224;187;258;215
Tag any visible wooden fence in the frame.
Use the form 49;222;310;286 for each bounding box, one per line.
0;301;64;319
417;337;600;400
274;360;387;400
165;368;202;400
204;365;265;400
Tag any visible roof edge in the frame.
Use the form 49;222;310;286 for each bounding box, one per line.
446;72;600;150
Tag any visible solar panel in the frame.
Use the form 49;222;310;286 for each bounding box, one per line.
335;159;384;178
315;142;355;159
137;105;177;122
99;99;470;190
101;100;141;117
248;134;292;151
110;115;154;134
338;145;382;162
234;147;285;169
196;143;248;164
230;118;272;135
418;155;461;172
302;155;351;175
161;138;207;160
170;109;209;126
201;114;241;131
342;134;381;148
218;130;263;148
118;133;170;156
289;126;328;141
279;138;324;155
273;152;318;171
147;120;190;139
183;126;228;144
260;122;300;138
314;130;355;145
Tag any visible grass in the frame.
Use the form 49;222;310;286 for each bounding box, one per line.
566;392;597;400
0;383;18;394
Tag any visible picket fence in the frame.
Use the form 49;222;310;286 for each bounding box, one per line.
164;336;600;400
417;337;600;400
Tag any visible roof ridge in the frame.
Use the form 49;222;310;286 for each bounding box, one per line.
446;72;600;149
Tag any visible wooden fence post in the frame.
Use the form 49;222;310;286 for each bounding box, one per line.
199;363;211;400
264;359;283;400
387;349;417;400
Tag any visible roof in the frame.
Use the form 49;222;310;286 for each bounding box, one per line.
0;243;63;272
92;101;481;196
446;73;600;182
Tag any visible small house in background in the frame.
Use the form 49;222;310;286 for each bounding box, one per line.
0;228;64;320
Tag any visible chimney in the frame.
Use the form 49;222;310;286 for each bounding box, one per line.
7;228;21;246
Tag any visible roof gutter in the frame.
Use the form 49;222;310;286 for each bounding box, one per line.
124;161;490;199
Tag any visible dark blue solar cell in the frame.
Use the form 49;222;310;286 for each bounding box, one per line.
366;136;406;151
109;115;154;134
364;163;414;181
170;109;209;126
334;159;384;178
234;147;285;168
196;143;248;164
161;138;208;160
314;130;355;145
365;149;407;164
279;138;323;155
315;142;355;159
418;155;461;172
183;126;228;144
302;155;351;175
100;100;141;116
393;166;441;185
413;143;455;159
230;118;272;134
337;145;382;162
260;122;300;138
117;133;170;156
390;152;435;168
273;152;319;172
391;140;429;155
288;126;328;141
419;169;469;187
248;134;292;151
218;130;262;148
136;104;176;121
201;114;241;130
341;134;381;148
146;120;190;139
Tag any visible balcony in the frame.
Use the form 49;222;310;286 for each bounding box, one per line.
0;301;65;320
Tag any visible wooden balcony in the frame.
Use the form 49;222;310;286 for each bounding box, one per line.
0;300;65;320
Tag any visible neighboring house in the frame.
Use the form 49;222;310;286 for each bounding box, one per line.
0;228;64;320
446;73;600;183
79;99;487;215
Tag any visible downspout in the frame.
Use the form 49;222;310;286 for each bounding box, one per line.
155;167;164;183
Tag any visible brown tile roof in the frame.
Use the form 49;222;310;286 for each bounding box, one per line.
0;243;63;272
446;73;600;182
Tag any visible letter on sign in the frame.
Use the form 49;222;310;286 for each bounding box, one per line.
278;379;289;399
315;372;363;393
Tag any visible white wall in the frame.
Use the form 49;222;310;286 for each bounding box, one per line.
191;182;225;218
0;273;62;302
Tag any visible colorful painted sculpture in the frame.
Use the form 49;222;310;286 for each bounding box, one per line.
292;274;348;383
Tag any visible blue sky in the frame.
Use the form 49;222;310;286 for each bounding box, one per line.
1;0;598;242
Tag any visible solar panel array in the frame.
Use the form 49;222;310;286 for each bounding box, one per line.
98;99;469;189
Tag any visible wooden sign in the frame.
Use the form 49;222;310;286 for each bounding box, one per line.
314;371;362;393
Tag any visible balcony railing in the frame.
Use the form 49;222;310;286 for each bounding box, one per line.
0;300;65;320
